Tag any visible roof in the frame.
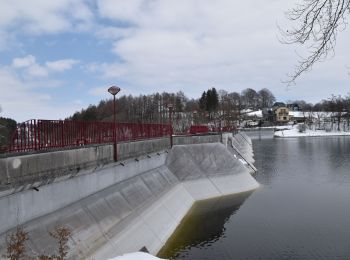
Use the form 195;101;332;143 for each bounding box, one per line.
272;102;286;107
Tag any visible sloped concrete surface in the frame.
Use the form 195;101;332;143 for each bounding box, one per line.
166;143;249;180
0;133;259;259
0;153;168;238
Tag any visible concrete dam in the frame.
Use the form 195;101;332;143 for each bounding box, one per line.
0;132;259;259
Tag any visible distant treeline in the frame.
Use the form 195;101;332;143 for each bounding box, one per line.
67;87;277;123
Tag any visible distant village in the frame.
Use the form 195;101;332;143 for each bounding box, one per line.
242;102;313;126
242;101;349;133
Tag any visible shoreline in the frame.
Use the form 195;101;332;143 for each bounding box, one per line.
274;128;350;138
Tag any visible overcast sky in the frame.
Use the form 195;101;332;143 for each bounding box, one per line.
0;0;349;122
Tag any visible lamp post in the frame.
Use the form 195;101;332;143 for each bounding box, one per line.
108;85;121;161
193;110;197;125
168;103;173;148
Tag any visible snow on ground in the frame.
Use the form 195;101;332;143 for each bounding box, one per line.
274;125;350;138
247;110;263;117
288;111;333;119
108;252;166;260
242;125;292;130
273;125;293;130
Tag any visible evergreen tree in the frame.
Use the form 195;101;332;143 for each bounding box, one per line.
206;89;212;111
199;91;207;111
205;88;219;112
210;87;219;111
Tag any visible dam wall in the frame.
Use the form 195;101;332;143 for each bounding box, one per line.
0;134;226;195
0;138;170;194
0;133;258;259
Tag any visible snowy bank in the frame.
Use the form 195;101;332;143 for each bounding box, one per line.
241;125;292;130
108;252;166;260
274;125;350;138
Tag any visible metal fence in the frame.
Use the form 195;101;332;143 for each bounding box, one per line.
7;119;171;153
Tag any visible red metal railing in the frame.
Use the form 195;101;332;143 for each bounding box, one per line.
7;119;171;153
189;125;210;134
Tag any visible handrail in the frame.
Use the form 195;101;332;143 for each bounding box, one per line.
7;120;171;153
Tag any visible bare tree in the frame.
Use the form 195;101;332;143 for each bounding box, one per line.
331;95;345;131
282;0;350;83
258;88;276;108
344;93;350;127
241;88;259;109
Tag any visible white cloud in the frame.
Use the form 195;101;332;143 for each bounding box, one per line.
11;55;48;77
93;0;296;95
0;67;81;122
26;64;48;77
11;55;79;78
97;0;144;22
46;59;80;72
0;0;93;35
12;55;36;68
93;0;350;101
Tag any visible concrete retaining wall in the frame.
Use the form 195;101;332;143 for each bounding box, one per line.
173;134;221;145
0;134;229;195
0;138;171;196
0;145;114;194
0;133;258;259
118;138;170;160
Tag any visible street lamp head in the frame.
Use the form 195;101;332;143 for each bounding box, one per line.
108;86;121;96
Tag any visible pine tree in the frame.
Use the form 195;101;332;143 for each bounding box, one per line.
211;87;219;111
199;91;207;111
206;89;212;111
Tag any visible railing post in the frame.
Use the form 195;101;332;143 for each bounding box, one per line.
61;121;64;148
168;105;173;148
34;120;38;151
37;120;41;150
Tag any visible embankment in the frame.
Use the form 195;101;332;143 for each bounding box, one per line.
0;133;258;259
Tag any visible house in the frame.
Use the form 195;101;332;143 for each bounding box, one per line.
274;107;290;123
272;102;286;110
263;103;290;124
271;102;291;124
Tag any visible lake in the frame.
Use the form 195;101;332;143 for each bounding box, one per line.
158;131;350;260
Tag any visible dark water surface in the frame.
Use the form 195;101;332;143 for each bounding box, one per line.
158;131;350;260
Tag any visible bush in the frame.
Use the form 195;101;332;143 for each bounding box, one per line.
298;124;306;133
4;226;71;260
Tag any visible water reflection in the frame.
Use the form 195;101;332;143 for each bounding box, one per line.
157;191;254;259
